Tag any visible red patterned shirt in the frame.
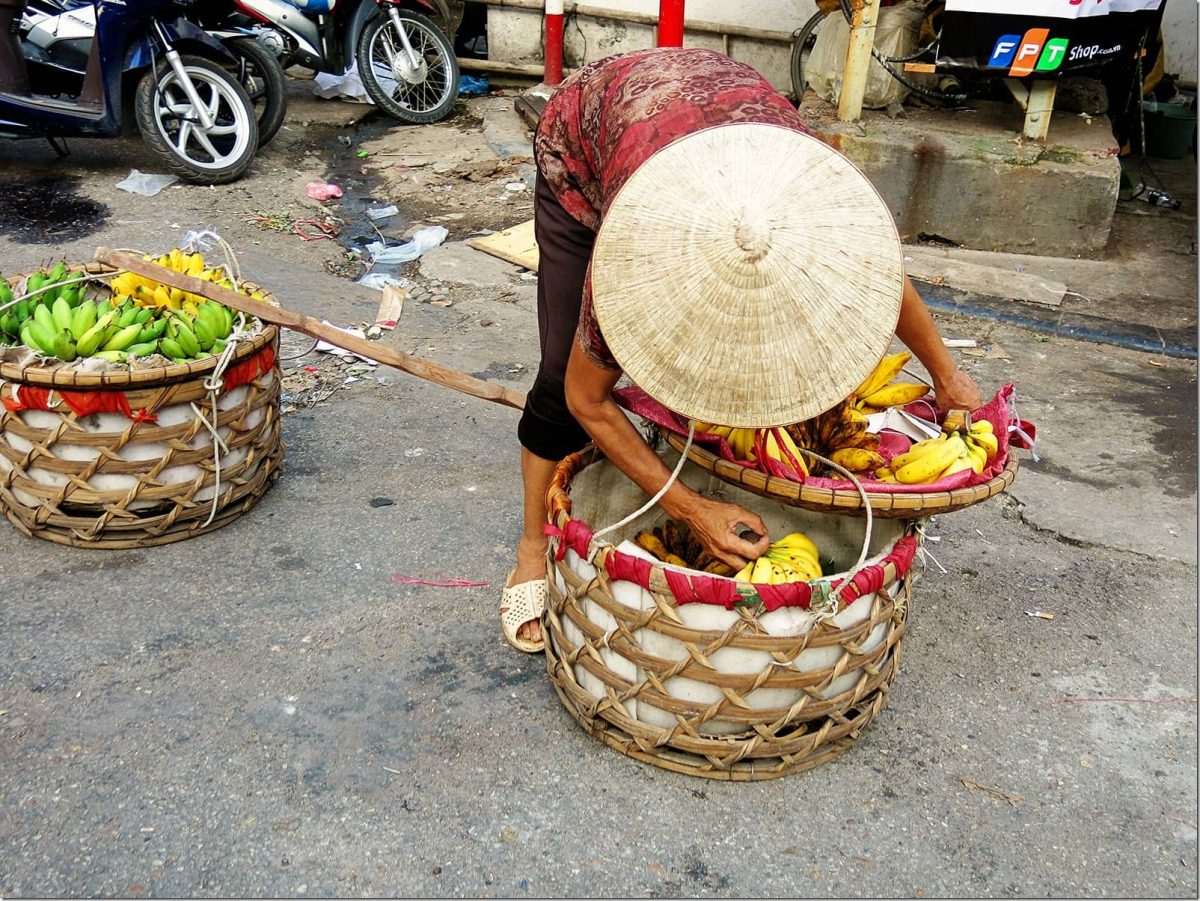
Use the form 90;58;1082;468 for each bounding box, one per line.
535;48;812;369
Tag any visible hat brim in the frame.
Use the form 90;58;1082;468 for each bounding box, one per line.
590;123;904;428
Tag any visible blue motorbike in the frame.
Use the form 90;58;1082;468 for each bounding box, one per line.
0;0;260;183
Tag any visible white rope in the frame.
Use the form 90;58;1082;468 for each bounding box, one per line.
794;447;874;618
1006;391;1039;462
182;228;241;284
593;422;696;545
195;312;250;528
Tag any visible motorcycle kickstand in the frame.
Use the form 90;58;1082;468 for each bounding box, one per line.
46;136;70;158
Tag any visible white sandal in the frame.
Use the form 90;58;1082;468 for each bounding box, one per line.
500;568;547;654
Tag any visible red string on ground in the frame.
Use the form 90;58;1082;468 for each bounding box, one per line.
390;574;491;588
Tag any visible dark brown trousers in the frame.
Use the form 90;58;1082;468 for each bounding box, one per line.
516;171;597;461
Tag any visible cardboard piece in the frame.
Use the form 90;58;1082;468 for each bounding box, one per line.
468;219;540;271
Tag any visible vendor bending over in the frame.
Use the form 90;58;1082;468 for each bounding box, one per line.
501;48;981;653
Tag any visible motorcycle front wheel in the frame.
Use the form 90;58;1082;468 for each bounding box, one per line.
225;37;288;146
356;9;459;124
134;55;259;185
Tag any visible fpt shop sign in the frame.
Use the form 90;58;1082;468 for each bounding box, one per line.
935;0;1165;76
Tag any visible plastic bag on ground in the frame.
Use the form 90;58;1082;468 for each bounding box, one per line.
806;0;925;110
366;226;448;265
313;64;372;104
115;170;179;196
459;74;489;96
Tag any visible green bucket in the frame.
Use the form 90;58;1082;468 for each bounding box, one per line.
1142;101;1197;160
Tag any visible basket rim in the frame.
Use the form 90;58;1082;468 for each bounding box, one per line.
546;446;921;612
1;260;279;389
664;430;1019;518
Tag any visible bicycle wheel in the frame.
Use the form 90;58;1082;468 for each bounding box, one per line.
357;9;459;124
790;9;832;102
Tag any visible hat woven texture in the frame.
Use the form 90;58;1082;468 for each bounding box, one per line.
590;123;904;429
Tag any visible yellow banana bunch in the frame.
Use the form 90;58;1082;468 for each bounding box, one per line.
851;350;930;413
858;381;930;411
875;420;997;485
690;421;811;477
761;428;810;477
829;446;886;473
108;249;239;310
854;351;910;399
732;532;823;584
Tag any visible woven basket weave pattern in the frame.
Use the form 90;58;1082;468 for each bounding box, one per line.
0;264;283;547
544;450;916;780
665;431;1019;518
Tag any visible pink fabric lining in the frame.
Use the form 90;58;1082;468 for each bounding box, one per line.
613;384;1031;492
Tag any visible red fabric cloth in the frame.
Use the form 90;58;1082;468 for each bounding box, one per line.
4;384;135;419
663;568;739;610
2;346;276;421
606;549;654;588
544;518;597;562
535;48;813;369
224;346;275;391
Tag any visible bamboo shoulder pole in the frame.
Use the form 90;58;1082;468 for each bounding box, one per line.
95;249;527;412
838;0;883;122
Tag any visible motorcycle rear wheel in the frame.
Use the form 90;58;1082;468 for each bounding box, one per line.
134;55;259;185
225;37;288;146
356;9;459;124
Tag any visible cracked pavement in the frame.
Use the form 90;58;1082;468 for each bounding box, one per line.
0;87;1195;897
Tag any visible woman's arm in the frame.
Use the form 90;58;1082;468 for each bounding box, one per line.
564;339;771;570
895;276;982;411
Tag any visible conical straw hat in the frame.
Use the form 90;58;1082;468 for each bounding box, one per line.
590;123;905;429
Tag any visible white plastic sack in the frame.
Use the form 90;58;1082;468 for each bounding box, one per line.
313;63;372;104
806;0;926;110
365;225;448;265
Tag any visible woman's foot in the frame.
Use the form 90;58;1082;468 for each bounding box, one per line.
507;534;548;646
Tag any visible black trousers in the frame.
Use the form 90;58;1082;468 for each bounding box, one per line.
516;172;597;461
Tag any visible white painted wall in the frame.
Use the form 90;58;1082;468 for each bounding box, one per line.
1162;0;1198;85
489;0;1197;90
487;1;817;92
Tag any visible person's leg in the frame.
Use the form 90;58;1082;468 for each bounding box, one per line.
505;172;595;645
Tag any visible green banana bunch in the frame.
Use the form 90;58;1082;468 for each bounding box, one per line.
3;263;251;365
70;300;98;341
102;323;145;353
75;310;117;357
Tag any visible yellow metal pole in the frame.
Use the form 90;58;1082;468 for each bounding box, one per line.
837;0;883;122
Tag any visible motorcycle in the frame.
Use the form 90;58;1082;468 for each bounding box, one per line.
1;0;260;183
22;0;289;146
202;0;459;124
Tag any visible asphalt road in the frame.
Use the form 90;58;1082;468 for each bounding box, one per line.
0;87;1196;898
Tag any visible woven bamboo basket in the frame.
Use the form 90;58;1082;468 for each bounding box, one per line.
0;262;284;548
544;446;923;781
665;431;1019;519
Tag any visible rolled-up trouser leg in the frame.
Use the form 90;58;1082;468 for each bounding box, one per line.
517;170;597;461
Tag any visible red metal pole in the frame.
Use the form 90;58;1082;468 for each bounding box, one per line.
544;0;565;85
657;0;684;47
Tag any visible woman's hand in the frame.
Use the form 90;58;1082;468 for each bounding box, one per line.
933;368;982;412
678;497;771;570
895;276;984;412
563;341;770;570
